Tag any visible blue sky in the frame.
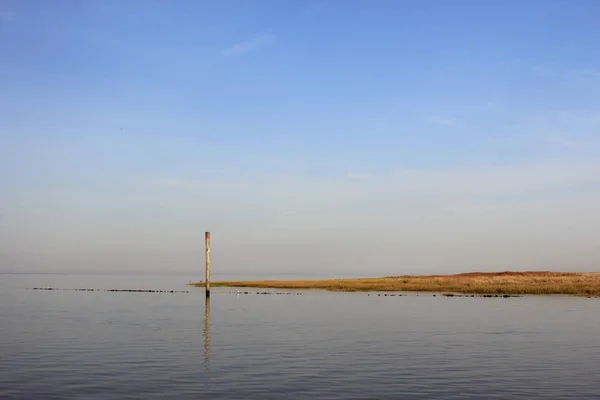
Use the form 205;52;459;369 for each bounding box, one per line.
1;0;600;275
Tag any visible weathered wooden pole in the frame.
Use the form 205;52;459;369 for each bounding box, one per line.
205;231;211;297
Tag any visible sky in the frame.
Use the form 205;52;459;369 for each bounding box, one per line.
1;0;600;276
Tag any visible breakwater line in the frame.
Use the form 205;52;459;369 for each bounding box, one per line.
28;287;191;293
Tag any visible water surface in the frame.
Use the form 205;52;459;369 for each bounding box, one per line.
1;273;599;399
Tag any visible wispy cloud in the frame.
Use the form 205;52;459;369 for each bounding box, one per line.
220;34;276;57
575;69;600;79
569;68;600;86
486;110;600;152
531;63;600;86
426;115;460;127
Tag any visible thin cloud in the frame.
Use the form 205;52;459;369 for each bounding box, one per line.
486;110;600;152
220;34;276;57
576;69;600;79
570;68;600;86
426;115;460;127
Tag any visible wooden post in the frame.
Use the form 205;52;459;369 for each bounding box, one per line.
205;231;211;297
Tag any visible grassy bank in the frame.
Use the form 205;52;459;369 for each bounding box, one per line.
190;271;600;296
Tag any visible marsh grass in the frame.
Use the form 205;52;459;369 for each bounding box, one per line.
190;271;600;296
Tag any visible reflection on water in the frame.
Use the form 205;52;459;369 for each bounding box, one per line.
2;274;600;400
204;295;211;373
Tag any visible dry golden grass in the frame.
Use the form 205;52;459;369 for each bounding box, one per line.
190;271;600;296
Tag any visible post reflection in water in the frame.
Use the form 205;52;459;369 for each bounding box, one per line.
203;295;211;373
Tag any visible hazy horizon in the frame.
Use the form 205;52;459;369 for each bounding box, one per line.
2;1;600;276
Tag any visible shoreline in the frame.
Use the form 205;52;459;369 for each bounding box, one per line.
189;271;600;297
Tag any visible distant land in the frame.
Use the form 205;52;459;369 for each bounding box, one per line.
190;271;600;297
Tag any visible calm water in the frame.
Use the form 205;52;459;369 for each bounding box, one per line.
1;273;600;399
